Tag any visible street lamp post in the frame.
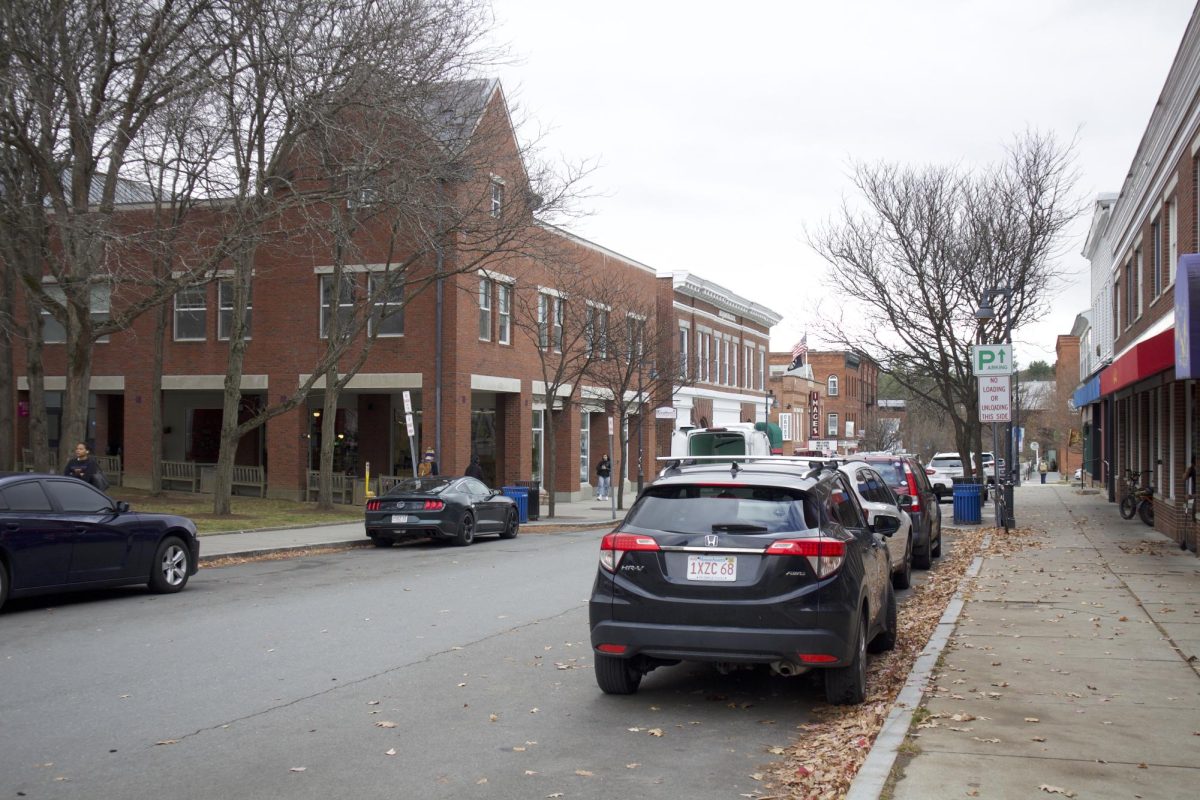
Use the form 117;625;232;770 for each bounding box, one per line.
636;360;657;495
765;389;774;426
975;287;1015;529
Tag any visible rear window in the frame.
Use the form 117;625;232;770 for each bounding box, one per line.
866;460;905;487
626;484;819;534
385;477;453;495
687;432;749;456
930;456;961;469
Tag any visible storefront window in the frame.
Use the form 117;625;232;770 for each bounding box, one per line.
531;410;544;482
580;413;590;482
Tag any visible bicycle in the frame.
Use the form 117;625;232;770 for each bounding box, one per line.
1119;469;1155;525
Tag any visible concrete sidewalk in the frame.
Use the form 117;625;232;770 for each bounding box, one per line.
198;495;623;559
877;483;1200;799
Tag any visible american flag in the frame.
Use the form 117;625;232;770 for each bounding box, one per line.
790;335;808;369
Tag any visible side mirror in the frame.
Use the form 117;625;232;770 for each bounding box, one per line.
873;513;900;536
898;494;914;510
114;500;130;513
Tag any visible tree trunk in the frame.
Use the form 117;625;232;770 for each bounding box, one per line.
544;407;557;518
213;252;253;515
150;301;167;494
317;366;339;511
22;294;50;472
0;264;13;470
60;302;95;466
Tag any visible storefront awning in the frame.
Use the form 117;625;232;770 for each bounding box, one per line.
1072;375;1101;407
1100;328;1175;395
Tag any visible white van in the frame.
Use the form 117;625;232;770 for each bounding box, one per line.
669;424;772;459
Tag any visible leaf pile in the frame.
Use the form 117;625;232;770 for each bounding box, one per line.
756;524;1040;799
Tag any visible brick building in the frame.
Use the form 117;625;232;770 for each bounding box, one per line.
767;350;879;455
7;80;778;504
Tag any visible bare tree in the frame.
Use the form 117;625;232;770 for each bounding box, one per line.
808;131;1079;479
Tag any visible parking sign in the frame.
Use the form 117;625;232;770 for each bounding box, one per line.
972;344;1014;376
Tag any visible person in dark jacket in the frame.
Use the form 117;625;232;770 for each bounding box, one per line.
596;454;612;500
465;454;485;482
63;442;100;486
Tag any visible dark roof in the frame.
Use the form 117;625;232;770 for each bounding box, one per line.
420;79;498;148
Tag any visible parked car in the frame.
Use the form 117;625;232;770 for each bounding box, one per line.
589;458;899;705
364;476;519;547
0;473;199;611
928;452;990;502
837;460;913;589
860;453;943;569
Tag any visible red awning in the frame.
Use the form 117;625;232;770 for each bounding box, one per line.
1100;328;1175;394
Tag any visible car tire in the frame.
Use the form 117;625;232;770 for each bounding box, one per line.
149;536;191;594
869;586;898;654
824;612;867;705
931;527;942;558
371;536;392;548
594;653;642;694
892;540;912;590
499;509;519;539
914;532;933;569
452;513;475;547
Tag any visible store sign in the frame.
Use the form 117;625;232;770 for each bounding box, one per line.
654;406;677;419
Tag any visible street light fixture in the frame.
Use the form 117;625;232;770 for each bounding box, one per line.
975;286;1015;529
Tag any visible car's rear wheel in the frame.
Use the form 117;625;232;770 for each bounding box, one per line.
499;509;519;539
868;587;898;654
594;653;642;694
149;536;190;593
825;612;867;705
892;539;912;590
452;513;475;546
931;527;942;558
914;534;933;569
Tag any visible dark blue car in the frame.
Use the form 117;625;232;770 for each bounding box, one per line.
0;473;200;611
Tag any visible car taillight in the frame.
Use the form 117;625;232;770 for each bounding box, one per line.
764;537;845;578
905;469;922;512
423;500;444;511
599;531;661;572
366;499;381;511
925;468;935;475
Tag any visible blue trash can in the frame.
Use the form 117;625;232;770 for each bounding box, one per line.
952;478;982;525
502;486;529;524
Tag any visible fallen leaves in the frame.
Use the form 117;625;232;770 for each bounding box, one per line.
1039;786;1076;797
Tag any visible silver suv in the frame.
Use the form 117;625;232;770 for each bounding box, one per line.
928;452;992;501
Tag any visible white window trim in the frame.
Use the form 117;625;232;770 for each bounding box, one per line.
477;267;516;285
497;283;511;345
368;274;405;338
479;276;493;342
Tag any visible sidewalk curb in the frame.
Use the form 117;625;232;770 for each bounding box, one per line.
200;539;371;564
846;535;990;800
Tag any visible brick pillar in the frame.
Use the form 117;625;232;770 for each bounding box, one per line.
498;389;530;486
266;397;307;501
123;374;155;489
551;398;579;499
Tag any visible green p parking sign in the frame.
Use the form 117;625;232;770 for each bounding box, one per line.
972;344;1013;376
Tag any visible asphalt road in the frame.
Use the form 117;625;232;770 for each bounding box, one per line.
0;525;943;799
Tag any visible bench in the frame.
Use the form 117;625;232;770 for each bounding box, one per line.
96;455;122;486
306;470;354;504
161;460;200;492
232;464;266;497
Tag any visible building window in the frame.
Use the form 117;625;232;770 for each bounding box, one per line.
579;413;590;483
531;409;544;483
586;305;609;358
490;179;504;218
479;277;492;341
174;285;207;341
827;413;839;437
626;315;644;363
320;274;357;339
678;326;689;379
696;331;706;382
497;283;511;345
827;374;840;396
538;292;562;351
1151;221;1161;298
759;349;765;390
731;341;738;387
1168;197;1179;286
369;274;404;337
218;279;252;341
744;345;753;387
1124;260;1133;327
41;284;111;344
1135;247;1144;316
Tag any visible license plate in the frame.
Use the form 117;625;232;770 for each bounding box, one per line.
391;515;409;524
687;554;737;582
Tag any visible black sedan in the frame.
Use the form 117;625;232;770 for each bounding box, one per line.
0;472;200;611
365;476;519;547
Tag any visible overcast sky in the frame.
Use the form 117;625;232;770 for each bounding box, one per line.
487;0;1196;368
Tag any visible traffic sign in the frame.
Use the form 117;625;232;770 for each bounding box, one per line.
972;344;1014;376
978;375;1012;422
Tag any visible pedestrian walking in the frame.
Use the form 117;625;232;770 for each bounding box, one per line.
63;441;108;490
1038;458;1048;484
596;454;612;500
465;454;485;482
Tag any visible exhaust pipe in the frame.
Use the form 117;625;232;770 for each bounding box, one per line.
770;660;807;677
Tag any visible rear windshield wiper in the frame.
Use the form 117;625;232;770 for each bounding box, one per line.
711;523;769;533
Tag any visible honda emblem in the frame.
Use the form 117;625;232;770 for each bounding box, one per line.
705;534;719;547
